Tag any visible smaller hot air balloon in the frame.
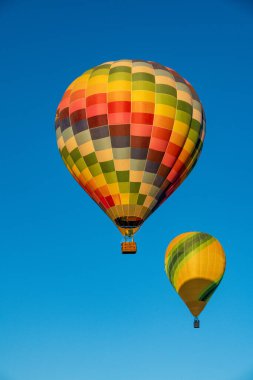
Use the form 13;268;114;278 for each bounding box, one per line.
164;232;226;328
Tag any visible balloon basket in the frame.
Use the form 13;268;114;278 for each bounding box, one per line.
194;318;200;328
121;242;137;254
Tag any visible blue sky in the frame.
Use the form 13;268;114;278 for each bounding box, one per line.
0;1;253;379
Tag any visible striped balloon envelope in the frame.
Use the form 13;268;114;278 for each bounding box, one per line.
165;232;226;326
55;60;205;250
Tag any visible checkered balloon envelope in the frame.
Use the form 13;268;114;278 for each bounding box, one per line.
55;60;205;246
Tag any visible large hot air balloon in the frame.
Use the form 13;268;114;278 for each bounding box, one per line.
165;232;226;327
55;60;205;253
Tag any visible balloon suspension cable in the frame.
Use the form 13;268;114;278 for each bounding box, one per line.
124;229;134;242
194;317;200;329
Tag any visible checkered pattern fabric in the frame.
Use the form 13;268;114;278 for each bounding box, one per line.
55;60;206;235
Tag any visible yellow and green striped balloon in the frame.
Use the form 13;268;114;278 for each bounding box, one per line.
165;232;226;318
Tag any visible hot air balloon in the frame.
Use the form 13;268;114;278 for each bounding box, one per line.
55;60;205;253
165;232;226;327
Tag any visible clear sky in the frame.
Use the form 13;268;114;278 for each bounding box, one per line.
0;1;253;379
